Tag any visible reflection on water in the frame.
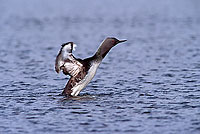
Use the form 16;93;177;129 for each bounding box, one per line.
0;0;200;134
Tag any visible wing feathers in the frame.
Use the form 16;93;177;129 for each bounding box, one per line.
55;43;91;96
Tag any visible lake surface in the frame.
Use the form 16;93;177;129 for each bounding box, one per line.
0;0;200;133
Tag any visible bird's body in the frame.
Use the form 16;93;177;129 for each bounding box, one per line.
70;61;100;96
55;38;126;97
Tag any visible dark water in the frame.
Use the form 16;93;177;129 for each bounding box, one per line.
0;0;200;133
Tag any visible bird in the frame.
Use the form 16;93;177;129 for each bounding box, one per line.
55;37;127;97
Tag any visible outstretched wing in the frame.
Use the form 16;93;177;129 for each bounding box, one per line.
62;59;91;96
62;55;83;77
55;51;83;77
55;42;77;74
55;50;62;73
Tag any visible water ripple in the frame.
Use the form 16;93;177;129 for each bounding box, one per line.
0;0;200;134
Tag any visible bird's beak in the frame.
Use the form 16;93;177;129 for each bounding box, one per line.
118;40;127;43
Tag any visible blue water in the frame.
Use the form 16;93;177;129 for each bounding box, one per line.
0;0;200;133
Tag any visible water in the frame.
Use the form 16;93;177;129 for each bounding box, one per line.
0;0;200;133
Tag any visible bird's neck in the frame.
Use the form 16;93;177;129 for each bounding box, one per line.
93;43;113;60
83;42;114;64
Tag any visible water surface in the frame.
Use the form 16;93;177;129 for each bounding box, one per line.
0;0;200;134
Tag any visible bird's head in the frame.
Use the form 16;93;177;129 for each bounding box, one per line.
105;37;127;46
98;37;127;58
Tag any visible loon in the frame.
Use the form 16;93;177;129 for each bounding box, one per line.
55;37;127;97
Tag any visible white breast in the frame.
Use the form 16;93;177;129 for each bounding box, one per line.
71;62;101;96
